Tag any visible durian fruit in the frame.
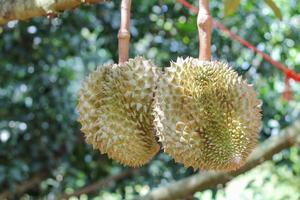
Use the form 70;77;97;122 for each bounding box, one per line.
77;57;160;167
154;57;261;171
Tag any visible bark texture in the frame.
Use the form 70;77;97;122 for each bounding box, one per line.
140;118;300;200
0;0;107;25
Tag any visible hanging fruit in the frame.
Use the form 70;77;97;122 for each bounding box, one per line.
154;57;261;170
77;57;160;167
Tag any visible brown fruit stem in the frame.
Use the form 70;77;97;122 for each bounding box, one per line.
118;0;132;63
197;0;212;61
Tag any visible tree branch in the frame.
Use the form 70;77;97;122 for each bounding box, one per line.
0;168;136;199
118;0;131;63
140;118;300;200
0;0;108;25
60;168;137;199
197;0;212;60
0;171;48;199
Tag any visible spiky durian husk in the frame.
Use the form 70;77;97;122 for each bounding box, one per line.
77;57;160;167
154;57;261;171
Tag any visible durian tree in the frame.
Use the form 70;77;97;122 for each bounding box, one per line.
0;0;300;199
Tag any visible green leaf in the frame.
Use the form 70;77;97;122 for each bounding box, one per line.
265;0;283;20
224;0;241;16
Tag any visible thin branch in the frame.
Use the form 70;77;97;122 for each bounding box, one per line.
118;0;132;63
60;168;137;199
178;0;300;82
197;0;212;60
139;118;300;200
0;0;108;25
0;171;48;199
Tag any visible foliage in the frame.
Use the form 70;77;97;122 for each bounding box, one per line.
223;0;282;19
0;0;299;199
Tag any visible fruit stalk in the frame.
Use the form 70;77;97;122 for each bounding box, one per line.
197;0;212;61
118;0;132;63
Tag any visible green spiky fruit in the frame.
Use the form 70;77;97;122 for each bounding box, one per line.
77;57;160;167
154;57;261;171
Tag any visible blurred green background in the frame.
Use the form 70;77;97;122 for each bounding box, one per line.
0;0;299;199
